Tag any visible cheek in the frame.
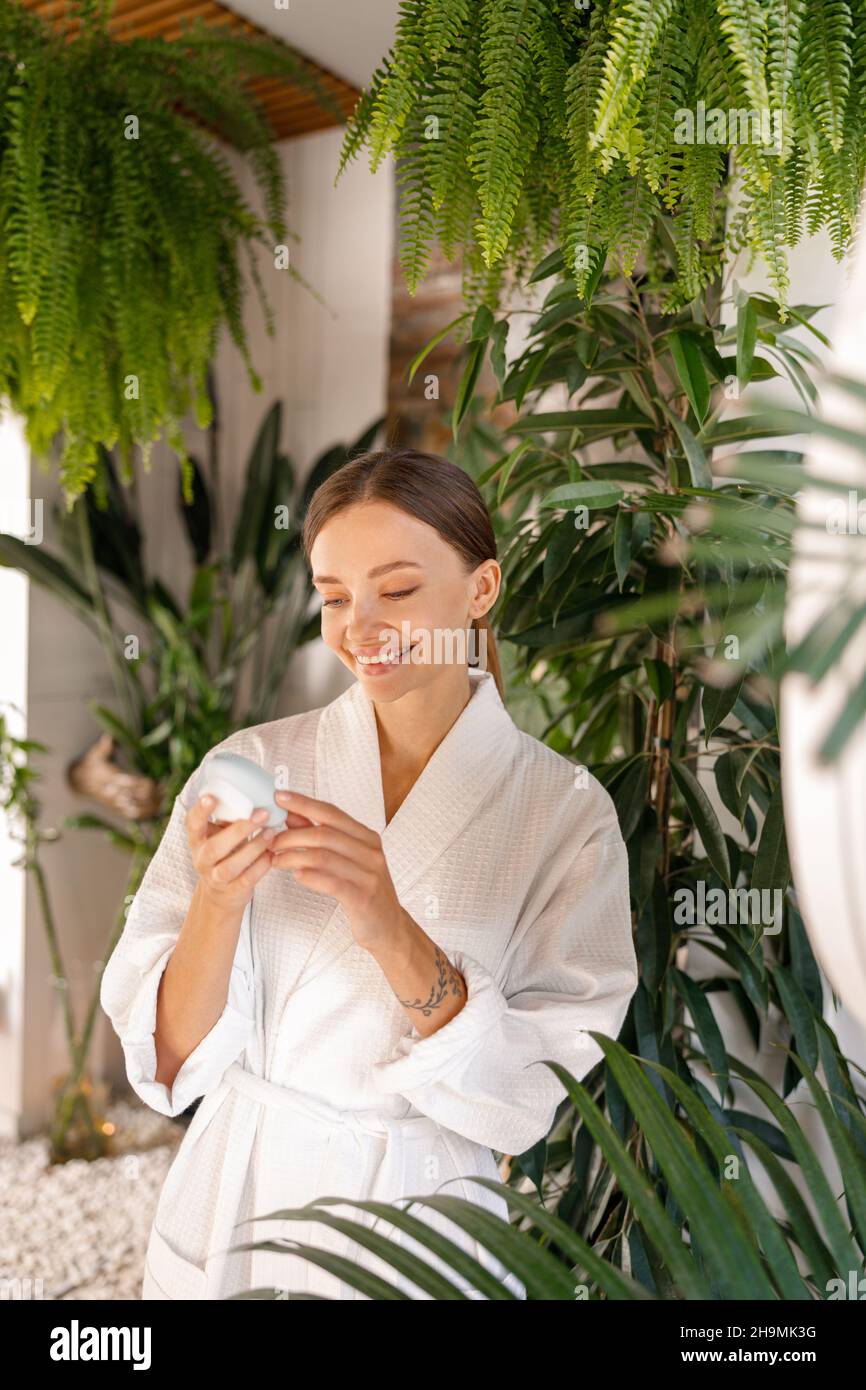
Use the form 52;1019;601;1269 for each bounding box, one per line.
320;609;345;647
411;595;463;635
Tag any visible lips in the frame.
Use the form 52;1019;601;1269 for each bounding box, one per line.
352;642;417;668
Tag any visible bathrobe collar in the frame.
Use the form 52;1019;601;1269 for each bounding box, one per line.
269;667;523;1017
315;666;522;895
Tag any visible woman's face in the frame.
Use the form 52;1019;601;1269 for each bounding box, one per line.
310;500;499;701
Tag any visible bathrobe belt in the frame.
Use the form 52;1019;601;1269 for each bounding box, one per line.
201;1061;445;1298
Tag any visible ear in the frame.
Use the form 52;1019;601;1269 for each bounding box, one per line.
470;558;501;618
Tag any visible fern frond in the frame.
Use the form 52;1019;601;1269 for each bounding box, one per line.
424;0;473;62
460;233;511;313
638;1;692;199
716;0;770;110
367;0;433;171
744;163;791;311
607;169;661;275
337;60;390;180
527;1;571;136
30;77;81;398
799;0;854;153
782;142;808;241
468;0;546;266
662;198;727;310
394;106;439;293
564;8;607;201
564;190;606;296
5;70;50;327
425;5;484;256
592;0;676;164
767;0;806;160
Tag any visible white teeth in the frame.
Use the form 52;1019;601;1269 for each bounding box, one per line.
355;645;412;665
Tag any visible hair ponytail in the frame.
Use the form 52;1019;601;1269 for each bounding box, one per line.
471;614;505;704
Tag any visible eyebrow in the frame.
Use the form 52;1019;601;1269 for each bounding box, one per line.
312;560;424;585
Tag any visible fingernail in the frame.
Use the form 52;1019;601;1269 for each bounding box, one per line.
262;827;277;841
275;791;293;804
252;808;269;824
201;795;215;808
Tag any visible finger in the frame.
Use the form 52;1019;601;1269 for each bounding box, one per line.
198;812;273;869
271;846;373;890
268;823;381;867
211;826;278;885
187;795;218;847
243;844;276;890
283;867;345;898
274;791;378;846
203;819;231;838
204;811;284;836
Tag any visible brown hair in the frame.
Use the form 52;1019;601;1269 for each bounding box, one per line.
301;447;506;703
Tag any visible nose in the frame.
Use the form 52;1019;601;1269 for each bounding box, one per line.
346;626;397;649
343;595;395;642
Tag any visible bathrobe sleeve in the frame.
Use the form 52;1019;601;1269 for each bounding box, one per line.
370;824;638;1156
99;759;256;1119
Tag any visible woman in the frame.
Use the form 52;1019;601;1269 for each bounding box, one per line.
100;447;639;1301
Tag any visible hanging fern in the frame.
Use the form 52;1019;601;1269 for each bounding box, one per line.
339;0;866;315
0;0;323;499
424;6;484;256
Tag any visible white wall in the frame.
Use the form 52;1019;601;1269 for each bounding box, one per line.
212;126;394;714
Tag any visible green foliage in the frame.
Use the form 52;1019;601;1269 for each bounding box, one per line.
339;0;866;315
236;1041;866;1298
0;0;328;499
0;705;49;839
431;239;864;1257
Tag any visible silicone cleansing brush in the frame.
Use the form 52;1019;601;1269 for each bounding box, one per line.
197;753;286;828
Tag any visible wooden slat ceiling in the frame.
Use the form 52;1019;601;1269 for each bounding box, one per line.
20;0;360;140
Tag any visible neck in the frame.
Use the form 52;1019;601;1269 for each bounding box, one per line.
372;667;475;771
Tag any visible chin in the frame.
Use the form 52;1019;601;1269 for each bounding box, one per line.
356;668;423;697
350;659;432;701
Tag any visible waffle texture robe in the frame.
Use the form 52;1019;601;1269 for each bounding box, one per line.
100;668;638;1300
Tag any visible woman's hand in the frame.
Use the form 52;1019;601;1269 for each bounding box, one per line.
268;791;404;949
186;795;278;914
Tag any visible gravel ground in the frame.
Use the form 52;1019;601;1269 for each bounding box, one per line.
0;1101;182;1300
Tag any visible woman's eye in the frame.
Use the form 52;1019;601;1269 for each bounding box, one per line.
321;587;418;608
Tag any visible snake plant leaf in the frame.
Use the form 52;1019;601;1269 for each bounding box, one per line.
177;456;212;567
0;531;99;631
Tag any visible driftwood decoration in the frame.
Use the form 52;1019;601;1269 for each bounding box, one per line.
67;734;163;821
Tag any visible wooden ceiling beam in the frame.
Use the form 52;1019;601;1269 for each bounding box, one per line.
18;0;359;139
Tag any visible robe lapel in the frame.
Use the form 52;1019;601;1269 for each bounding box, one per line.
288;668;522;993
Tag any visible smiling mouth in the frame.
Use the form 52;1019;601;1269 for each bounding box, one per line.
352;642;417;668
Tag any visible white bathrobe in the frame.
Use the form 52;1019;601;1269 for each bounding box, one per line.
100;668;638;1301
